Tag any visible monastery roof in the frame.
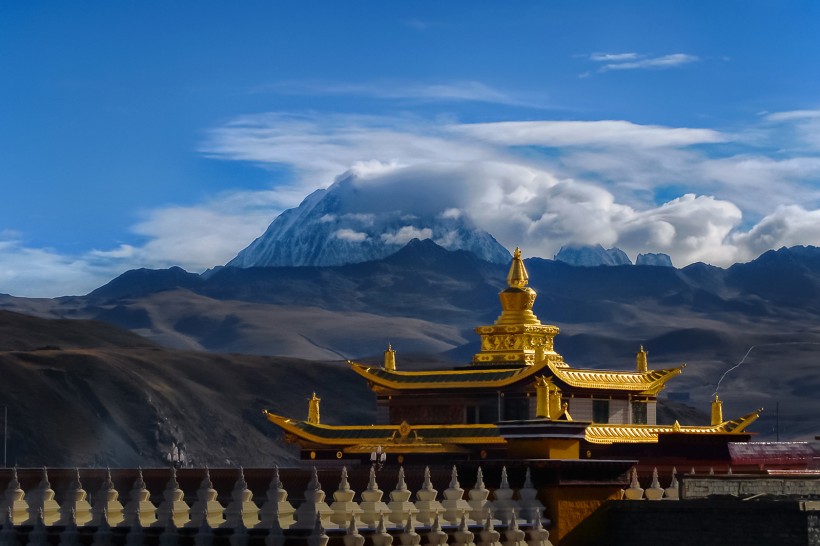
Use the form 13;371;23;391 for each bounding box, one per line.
550;364;684;395
263;410;505;450
349;359;684;395
584;409;763;445
264;408;762;449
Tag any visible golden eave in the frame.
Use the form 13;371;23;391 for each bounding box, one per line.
266;408;762;449
350;359;684;394
584;408;763;445
547;362;686;395
348;359;552;390
263;410;505;446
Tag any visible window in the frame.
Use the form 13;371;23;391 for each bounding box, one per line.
592;399;610;423
503;397;530;421
631;402;647;424
478;404;497;424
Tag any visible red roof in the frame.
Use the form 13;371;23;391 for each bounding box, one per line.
728;441;818;468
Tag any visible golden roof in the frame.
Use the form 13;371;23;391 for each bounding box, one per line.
264;408;763;449
349;359;552;390
550;364;685;395
584;409;763;445
350;359;684;395
263;410;505;449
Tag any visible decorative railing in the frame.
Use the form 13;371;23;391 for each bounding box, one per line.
619;467;681;500
0;465;554;546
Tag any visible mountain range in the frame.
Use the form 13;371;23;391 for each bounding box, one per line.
3;239;820;454
554;244;674;267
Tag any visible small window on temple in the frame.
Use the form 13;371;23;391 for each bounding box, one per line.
592;399;610;423
632;402;647;424
504;397;529;421
478;404;497;424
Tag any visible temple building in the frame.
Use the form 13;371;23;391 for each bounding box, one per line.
264;248;762;464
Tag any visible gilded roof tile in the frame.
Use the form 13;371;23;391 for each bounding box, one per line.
350;359;684;394
263;410;504;446
584;409;762;444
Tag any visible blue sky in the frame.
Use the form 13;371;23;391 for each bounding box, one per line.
2;1;820;296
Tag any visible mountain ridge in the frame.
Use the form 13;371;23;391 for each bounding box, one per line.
3;243;820;443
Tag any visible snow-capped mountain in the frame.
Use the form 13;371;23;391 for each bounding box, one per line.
228;174;511;267
636;252;674;267
554;244;632;266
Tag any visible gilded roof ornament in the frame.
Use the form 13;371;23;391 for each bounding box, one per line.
308;393;321;425
506;247;529;289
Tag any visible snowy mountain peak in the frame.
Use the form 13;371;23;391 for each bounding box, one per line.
636;252;674;267
554;244;632;266
227;174;511;268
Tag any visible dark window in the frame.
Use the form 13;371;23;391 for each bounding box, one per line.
466;406;478;424
478;404;497;424
592;399;610;423
632;402;647;424
503;397;530;421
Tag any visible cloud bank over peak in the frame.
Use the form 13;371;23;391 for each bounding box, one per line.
4;107;820;297
203;111;820;268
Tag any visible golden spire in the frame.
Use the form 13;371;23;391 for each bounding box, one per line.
472;246;561;367
506;247;529;288
636;346;648;373
384;343;396;372
495;247;540;326
711;394;723;426
308;392;321;424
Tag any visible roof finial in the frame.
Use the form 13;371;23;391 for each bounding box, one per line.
384;344;396;372
636;345;648;373
711;394;723;426
506;247;529;289
308;393;321;425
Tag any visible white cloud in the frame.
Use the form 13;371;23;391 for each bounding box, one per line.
201;113;495;204
454;120;725;148
0;236;116;297
761;109;820;151
89;244;137;259
589;53;700;72
731;205;820;261
589;52;641;62
765;109;820;122
440;208;462;219
0;188;282;297
434;230;459;248
334;229;368;243
602;53;699;71
254;80;545;108
381;226;434;245
586;52;700;73
617;194;743;265
341;213;376;225
129;204;274;271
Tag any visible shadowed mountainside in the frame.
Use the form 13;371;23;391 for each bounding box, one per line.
0;311;375;467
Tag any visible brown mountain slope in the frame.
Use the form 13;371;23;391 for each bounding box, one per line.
0;312;375;467
0;310;155;351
